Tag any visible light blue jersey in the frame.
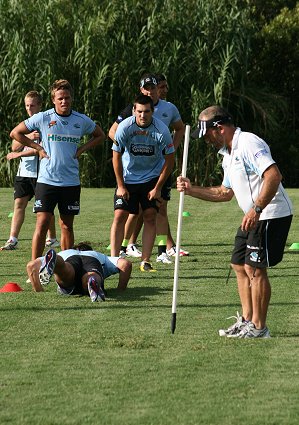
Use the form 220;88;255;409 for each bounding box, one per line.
25;108;96;186
57;249;119;279
154;99;181;127
116;99;181;129
112;115;174;184
17;146;38;178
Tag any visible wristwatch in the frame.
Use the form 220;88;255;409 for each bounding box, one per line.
253;204;263;213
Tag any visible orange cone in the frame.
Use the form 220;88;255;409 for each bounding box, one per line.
0;282;23;292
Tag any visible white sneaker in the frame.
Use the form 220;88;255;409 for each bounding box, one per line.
87;277;105;302
39;249;57;286
156;252;172;264
45;238;60;248
126;244;142;258
0;239;18;250
234;321;271;339
219;312;247;337
166;246;189;257
119;250;127;258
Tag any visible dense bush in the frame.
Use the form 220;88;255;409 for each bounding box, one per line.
0;0;297;187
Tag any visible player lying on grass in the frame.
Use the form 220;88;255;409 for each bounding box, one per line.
26;242;132;302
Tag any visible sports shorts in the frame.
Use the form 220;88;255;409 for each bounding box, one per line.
14;176;37;200
57;255;104;295
161;174;172;201
231;215;292;268
33;183;80;215
114;177;160;214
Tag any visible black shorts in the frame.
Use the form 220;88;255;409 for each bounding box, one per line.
231;215;292;268
33;183;81;215
114;177;159;214
58;255;104;295
161;174;172;201
14;176;37;200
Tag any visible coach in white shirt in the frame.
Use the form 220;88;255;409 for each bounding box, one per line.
177;105;293;339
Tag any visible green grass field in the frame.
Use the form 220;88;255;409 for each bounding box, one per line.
0;188;298;425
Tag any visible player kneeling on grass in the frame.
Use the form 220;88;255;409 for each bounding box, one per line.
26;242;132;302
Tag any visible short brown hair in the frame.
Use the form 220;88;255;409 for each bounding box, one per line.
24;90;43;105
50;79;73;100
199;105;232;123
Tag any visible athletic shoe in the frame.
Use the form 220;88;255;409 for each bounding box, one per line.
39;249;57;286
57;285;74;296
166;246;189;257
0;239;18;250
87;276;105;302
219;311;247;337
119;250;127;258
45;238;60;248
140;261;156;272
234;321;271;339
126;244;142;258
156;252;172;264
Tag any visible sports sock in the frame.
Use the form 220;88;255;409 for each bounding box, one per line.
156;235;167;255
121;238;129;252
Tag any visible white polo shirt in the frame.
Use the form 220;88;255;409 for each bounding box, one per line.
220;128;293;220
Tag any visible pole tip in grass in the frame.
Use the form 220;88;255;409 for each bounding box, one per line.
171;313;176;334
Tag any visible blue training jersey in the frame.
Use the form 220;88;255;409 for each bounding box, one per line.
112;115;174;184
116;99;181;128
25;108;96;186
57;249;119;279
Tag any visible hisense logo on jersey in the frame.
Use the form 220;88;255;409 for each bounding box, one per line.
47;134;81;144
130;144;155;156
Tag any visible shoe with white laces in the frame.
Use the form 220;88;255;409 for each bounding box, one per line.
39;249;57;286
45;238;60;248
126;244;142;258
87;276;105;302
156;252;172;264
140;261;156;272
0;238;18;250
219;311;247;337
233;321;271;339
166;246;189;257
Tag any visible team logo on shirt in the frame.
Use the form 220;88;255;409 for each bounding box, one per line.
61;120;68;125
255;149;268;158
74;123;81;128
48;121;57;128
133;130;149;136
47;133;81;144
130;144;155;156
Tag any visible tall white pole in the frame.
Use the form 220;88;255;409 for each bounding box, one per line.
171;124;190;334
